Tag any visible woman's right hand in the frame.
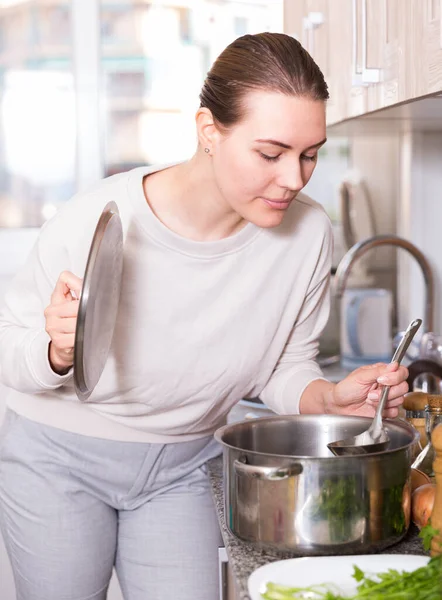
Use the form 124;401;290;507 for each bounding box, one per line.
44;271;83;375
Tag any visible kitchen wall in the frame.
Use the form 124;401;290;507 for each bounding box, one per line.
397;129;442;334
343;134;400;333
329;98;442;338
304;133;401;355
349;135;400;283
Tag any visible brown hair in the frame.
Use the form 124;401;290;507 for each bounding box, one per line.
199;32;329;129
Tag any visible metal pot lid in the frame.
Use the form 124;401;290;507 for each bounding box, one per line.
74;201;123;401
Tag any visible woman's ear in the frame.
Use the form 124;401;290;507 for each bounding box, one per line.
195;107;221;153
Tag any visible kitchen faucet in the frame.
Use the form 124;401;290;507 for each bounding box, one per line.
334;234;434;334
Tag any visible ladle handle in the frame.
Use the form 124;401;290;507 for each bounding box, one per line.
391;318;422;364
372;318;422;429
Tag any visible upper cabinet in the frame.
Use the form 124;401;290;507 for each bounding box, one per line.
284;0;442;125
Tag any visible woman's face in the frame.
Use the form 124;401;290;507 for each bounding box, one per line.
210;90;327;228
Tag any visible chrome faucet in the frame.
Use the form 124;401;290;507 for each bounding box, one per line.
335;234;434;333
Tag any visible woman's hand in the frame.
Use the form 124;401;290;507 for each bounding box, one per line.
44;271;83;375
330;361;409;418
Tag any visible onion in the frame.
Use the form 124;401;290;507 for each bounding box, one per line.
411;483;436;529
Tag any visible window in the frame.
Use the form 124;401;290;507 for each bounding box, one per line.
99;0;283;175
0;0;283;227
0;0;75;227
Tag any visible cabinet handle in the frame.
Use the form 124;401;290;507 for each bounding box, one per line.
351;0;363;85
361;0;381;83
352;0;381;85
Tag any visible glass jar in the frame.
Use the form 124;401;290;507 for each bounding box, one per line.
411;395;442;480
403;392;429;459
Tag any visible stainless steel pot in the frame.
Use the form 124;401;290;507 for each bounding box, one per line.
214;415;418;555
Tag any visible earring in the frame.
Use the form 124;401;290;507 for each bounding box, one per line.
204;147;210;154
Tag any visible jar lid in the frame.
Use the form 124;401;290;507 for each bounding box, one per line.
427;395;442;410
404;392;429;411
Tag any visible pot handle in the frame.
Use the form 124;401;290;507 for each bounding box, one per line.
233;457;303;480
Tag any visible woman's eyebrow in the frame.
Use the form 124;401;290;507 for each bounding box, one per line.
255;137;327;150
255;138;292;149
305;138;327;150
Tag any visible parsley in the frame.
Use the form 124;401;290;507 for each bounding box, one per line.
309;477;406;544
261;554;442;599
352;565;364;583
419;522;440;551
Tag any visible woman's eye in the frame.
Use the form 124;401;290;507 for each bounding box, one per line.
259;152;280;162
301;154;317;163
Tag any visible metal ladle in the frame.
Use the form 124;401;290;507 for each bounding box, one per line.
327;318;422;456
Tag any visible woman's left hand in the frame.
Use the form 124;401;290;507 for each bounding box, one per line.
330;361;409;418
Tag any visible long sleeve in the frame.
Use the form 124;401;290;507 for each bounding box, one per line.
0;169;338;443
0;175;116;395
259;222;333;414
0;227;73;393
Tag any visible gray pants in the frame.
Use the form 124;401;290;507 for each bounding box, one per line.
0;410;223;600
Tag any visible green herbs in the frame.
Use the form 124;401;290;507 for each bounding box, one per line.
262;582;346;599
350;557;441;598
308;476;406;544
309;476;367;543
381;482;407;534
419;522;441;551
261;555;442;599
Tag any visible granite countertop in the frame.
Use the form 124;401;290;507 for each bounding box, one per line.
207;456;428;600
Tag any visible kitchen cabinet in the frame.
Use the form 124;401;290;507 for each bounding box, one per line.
283;0;366;124
364;0;442;113
284;0;442;125
402;1;442;99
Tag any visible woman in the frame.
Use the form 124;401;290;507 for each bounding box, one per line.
0;33;407;600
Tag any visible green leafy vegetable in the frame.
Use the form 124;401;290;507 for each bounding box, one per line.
419;521;440;551
261;554;442;599
309;476;406;544
352;566;364;583
309;476;368;543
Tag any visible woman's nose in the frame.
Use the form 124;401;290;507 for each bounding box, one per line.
277;164;304;194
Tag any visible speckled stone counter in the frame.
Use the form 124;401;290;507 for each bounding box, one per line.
207;456;428;600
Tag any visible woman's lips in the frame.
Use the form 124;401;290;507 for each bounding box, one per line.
262;197;292;210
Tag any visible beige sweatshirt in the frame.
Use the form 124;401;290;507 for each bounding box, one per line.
0;164;332;443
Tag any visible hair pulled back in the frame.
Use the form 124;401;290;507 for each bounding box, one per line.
199;32;329;129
